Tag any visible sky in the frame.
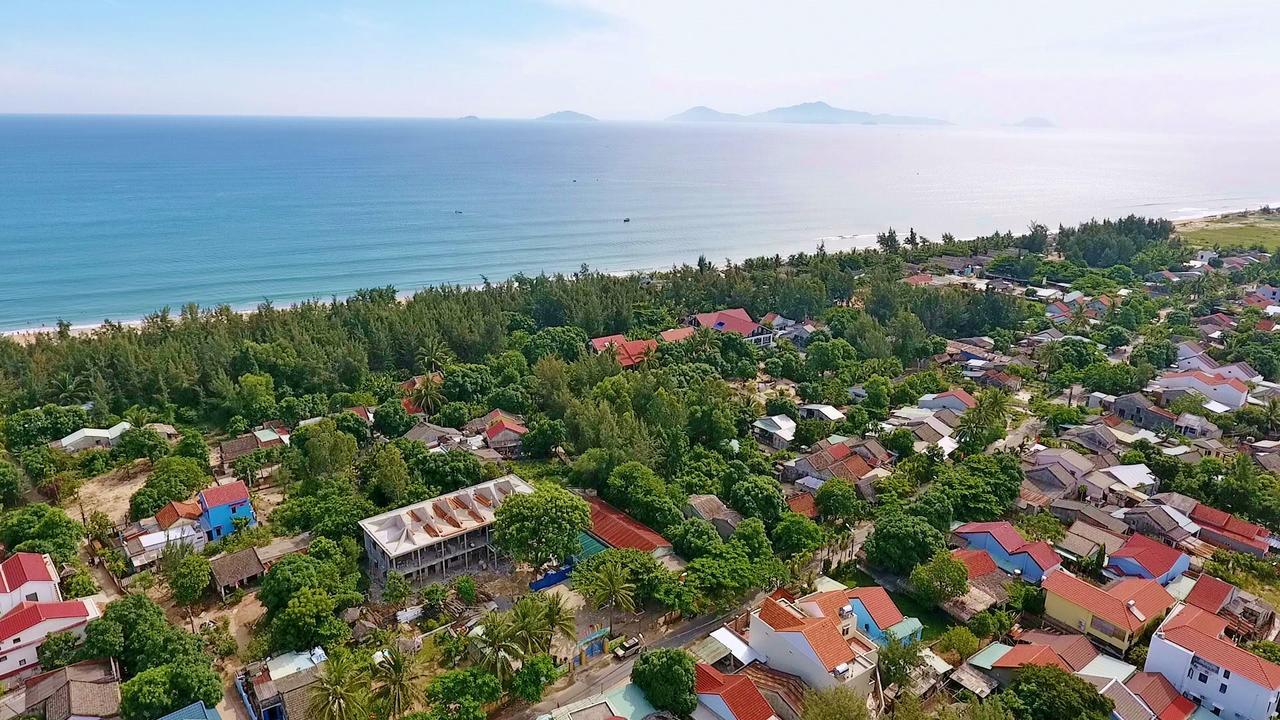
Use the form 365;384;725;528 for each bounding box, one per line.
2;0;1278;132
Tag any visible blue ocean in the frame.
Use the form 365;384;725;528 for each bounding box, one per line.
1;115;1277;331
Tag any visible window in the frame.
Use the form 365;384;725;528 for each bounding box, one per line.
1223;670;1231;679
17;658;25;666
1220;684;1228;694
24;593;37;601
1199;673;1209;683
11;638;17;645
1189;668;1195;678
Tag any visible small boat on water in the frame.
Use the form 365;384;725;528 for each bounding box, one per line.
623;217;631;223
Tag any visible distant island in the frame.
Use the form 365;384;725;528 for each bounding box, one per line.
1011;116;1055;128
458;115;480;121
536;110;597;122
667;100;948;126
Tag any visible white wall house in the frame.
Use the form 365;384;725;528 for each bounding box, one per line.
746;596;877;696
1153;372;1250;410
0;598;100;681
49;422;131;453
1145;604;1280;720
0;554;62;616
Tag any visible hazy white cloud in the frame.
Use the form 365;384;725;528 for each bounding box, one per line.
1;0;1277;131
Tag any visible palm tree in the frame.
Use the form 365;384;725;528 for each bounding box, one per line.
954;410;990;451
585;560;636;634
122;405;155;429
48;372;90;405
407;376;445;416
308;653;369;720
372;645;424;719
1265;397;1280;437
1067;303;1090;334
471;611;522;685
415;336;455;374
508;595;552;656
542;592;578;654
974;389;1013;429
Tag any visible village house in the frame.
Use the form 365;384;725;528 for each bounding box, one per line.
1048;499;1130;536
1174;413;1221;440
693;664;779;720
684;495;743;540
1104;533;1190;586
0;554;63;616
1125;671;1197;720
587;334;658;369
1145;604;1280;720
49;421;131;453
1185;573;1276;643
1082;464;1159;504
1111;393;1176;432
238;647;328;720
797;586;923;647
360;475;534;585
0;660;121;720
686;309;775;348
1118;502;1200;547
917;388;977;414
0;597;101;682
797;404;844;422
585;496;674;562
742;595;879;694
953;522;1062;584
752;415;796;450
1152;371;1250;410
943;549;1011;622
198;480;256;542
1041;570;1173;654
1055;520;1127;565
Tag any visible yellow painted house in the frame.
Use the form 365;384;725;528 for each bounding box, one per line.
1041;571;1173;652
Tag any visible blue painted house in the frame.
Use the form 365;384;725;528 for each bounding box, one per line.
198;480;256;541
799;586;923;646
1105;533;1190;586
955;521;1062;584
157;701;222;720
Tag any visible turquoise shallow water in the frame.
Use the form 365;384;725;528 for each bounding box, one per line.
1;114;1277;330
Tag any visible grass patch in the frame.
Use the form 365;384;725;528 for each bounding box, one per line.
1179;213;1280;250
829;565;955;642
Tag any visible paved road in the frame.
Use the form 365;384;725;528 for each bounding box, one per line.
503;611;731;719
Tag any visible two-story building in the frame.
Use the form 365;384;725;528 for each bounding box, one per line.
693;664;779;720
687;309;775;348
953;522;1062;584
198;481;256;542
1041;570;1173;654
917;388;977;415
1152;372;1250;411
745;596;878;694
360;475;534;585
0;554;62;615
1146;604;1280;720
0;598;101;681
797;586;923;647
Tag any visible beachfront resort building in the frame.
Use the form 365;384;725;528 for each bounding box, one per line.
359;475;533;585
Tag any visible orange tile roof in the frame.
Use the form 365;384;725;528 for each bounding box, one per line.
952;548;999;579
659;327;696;343
845;586;905;630
937;387;977;409
1018;630;1098;671
992;643;1072;672
693;309;765;337
1162;625;1280;689
757;597;855;671
1126;672;1196;720
585;497;671;553
1161;604;1230;638
1162;371;1249;393
155;500;202;530
1042;572;1173;633
786;493;818;519
1185;574;1234;613
695;664;776;720
955;521;1061;571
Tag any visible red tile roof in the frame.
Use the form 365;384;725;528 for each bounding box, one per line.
1161;604;1229;637
1189;503;1270;552
1126;672;1197;720
345;406;374;424
904;273;935;286
659;327;696;343
845;587;905;630
1042;572;1173;633
585;497;671;553
484;417;528;440
0;553;55;593
199;480;250;509
1162;625;1280;689
756;597;856;671
155;500;202;530
991;643;1072;672
1162;371;1249;393
955;522;1061;572
786;493;818;519
695;664;776;720
1185;574;1234;614
693;309;765;337
952;549;999;579
590;335;658;368
937;387;977;409
1108;533;1186;577
401;396;423;415
1018;630;1099;671
0;600;92;642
